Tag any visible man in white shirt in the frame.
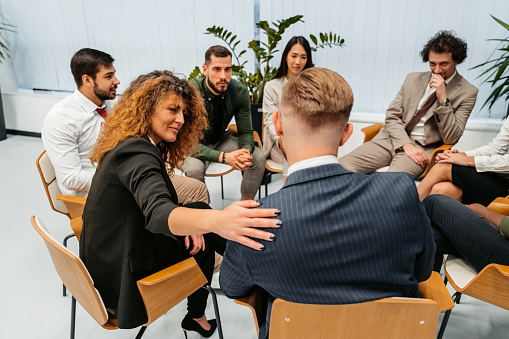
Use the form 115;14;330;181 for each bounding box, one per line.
338;30;478;178
42;48;209;203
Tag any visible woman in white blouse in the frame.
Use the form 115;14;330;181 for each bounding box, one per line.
262;36;313;174
418;118;509;206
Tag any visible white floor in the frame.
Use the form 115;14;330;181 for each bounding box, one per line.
1;134;508;339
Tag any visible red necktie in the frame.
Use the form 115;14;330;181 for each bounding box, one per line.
96;108;108;119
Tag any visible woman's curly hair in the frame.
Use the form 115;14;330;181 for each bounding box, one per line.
420;30;468;64
90;70;207;173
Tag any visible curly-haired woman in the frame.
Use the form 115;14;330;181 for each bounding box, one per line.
80;70;280;337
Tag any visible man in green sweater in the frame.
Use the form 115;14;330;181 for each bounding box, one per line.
184;45;265;200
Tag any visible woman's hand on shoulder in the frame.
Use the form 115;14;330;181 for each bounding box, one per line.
215;200;281;251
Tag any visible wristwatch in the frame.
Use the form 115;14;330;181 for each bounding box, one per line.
440;98;450;106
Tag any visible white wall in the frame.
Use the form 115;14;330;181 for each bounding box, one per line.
1;0;255;93
260;0;509;119
2;89;502;156
1;0;508;137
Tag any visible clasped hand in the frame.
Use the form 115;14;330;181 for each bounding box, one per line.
225;149;252;171
435;149;474;166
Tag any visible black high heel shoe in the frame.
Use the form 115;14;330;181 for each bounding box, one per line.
181;315;217;338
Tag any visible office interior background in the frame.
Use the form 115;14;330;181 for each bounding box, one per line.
1;0;508;338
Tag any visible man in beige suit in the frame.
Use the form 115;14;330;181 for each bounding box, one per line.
339;30;478;178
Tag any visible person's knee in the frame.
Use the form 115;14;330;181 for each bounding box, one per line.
184;167;205;182
430;182;455;196
423;194;451;214
250;147;266;169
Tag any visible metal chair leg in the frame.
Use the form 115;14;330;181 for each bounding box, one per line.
455;293;462;304
220;176;224;200
63;233;76;297
202;285;224;339
134;326;147;339
70;296;76;339
437;291;461;339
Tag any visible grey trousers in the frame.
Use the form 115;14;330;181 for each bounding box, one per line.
182;135;266;197
338;137;435;178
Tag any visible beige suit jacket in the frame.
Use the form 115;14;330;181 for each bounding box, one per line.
374;71;478;152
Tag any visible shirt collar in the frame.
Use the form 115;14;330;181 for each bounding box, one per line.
445;70;457;85
73;89;104;115
147;136;157;146
287;155;339;176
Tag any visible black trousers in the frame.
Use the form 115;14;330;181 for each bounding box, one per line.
182;202;226;318
423;194;509;272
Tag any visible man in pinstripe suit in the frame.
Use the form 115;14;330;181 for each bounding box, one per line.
220;67;435;339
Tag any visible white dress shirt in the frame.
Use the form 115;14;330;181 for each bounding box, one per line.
287;155;339;176
42;89;108;197
465;118;509;173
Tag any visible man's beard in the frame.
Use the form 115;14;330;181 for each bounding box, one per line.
207;77;229;95
94;84;116;101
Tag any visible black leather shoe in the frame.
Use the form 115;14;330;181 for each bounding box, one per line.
181;315;217;338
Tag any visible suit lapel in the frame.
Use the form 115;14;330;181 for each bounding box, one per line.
405;72;431;120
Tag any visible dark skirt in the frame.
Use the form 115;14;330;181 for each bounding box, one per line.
452;164;509;206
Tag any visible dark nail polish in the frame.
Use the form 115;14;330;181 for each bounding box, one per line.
259;246;265;251
274;210;281;215
185;246;189;250
276;220;282;226
269;235;276;240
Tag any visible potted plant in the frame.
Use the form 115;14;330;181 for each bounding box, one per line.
189;15;345;104
0;16;14;141
472;15;509;119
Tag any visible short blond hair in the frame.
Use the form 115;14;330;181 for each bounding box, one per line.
281;67;353;128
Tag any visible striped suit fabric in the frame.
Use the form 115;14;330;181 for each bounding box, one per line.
220;163;435;339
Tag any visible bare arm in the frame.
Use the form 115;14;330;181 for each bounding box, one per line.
169;200;281;250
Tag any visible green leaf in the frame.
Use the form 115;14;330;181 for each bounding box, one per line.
493;53;509;83
310;34;317;45
492;15;509;31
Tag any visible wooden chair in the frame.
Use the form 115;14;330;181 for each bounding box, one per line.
236;272;453;339
360;123;453;179
437;196;509;339
31;215;224;339
36;150;86;295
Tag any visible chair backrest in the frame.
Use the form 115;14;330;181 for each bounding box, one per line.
268;297;439;339
31;215;112;328
36;151;69;217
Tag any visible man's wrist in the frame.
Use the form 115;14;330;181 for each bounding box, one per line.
400;143;414;152
222;152;227;164
439;98;450;106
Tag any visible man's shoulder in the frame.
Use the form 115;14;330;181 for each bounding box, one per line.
230;78;249;95
45;93;77;120
190;77;203;89
455;73;478;93
404;71;430;82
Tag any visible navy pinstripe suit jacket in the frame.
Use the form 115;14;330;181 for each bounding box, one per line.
220;163;434;339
